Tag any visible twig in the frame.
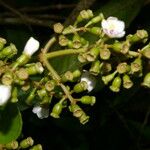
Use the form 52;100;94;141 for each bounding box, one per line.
64;0;97;26
19;4;76;12
0;17;54;27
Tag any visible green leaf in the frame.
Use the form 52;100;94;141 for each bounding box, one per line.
0;104;22;144
97;0;144;27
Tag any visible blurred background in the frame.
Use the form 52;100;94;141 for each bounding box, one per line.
0;0;150;149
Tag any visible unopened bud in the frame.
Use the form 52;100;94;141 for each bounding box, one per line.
20;137;34;149
59;35;69;46
72;34;82;49
123;74;133;89
102;71;117;85
2;71;13;85
109;76;122;92
85;13;104;27
87;47;100;62
131;57;142;74
87;27;102;35
90;60;101;75
72;70;81;78
26;62;44;75
53;23;64;34
5;141;18;149
11;87;18;103
142;72;150;88
50;102;63;118
0;37;6;50
26;88;36;105
127;30;148;43
73;81;87;93
61;71;73;82
37;89;47;99
0;43;17;59
140;43;150;59
30;144;43;150
16;68;29;80
117;62;130;74
80;95;96;106
99;48;111;60
79;112;89;125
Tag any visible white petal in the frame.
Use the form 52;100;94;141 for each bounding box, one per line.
32;105;49;119
23;37;40;56
0;85;11;106
81;71;96;92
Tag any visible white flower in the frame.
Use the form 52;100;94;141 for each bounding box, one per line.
0;85;11;106
81;71;96;92
101;17;125;38
32;105;49;119
23;37;40;56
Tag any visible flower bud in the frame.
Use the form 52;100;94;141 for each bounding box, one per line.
90;60;101;75
11;87;18;103
40;95;52;107
72;34;82;49
5;141;18;149
80;37;89;47
130;57;142;74
87;27;102;36
101;62;112;74
0;37;6;50
112;40;130;54
102;71;117;85
79;112;89;125
75;9;93;25
69;104;83;118
123;74;133;89
109;76;122;92
117;62;130;74
0;43;17;59
80;95;96;106
26;62;44;75
2;71;14;85
73;81;87;93
86;47;100;62
12;37;39;69
78;53;87;63
50;102;63;118
16;68;29;80
85;13;104;27
127;30;148;43
72;69;81;79
20;137;34;149
140;43;150;59
26;88;36;105
61;71;74;82
59;35;69;46
37;89;47;99
0;85;11;106
99;48;111;60
30;144;43;150
45;80;56;92
62;25;75;35
141;72;150;88
53;22;64;34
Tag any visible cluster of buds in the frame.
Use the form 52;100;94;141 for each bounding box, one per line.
1;137;42;150
1;9;150;126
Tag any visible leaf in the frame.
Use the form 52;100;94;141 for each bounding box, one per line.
0;104;22;144
50;0;144;75
97;0;144;28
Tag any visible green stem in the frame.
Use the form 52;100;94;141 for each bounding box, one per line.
42;36;56;53
46;47;87;59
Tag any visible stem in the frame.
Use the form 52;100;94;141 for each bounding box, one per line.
43;37;56;53
46;47;87;59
